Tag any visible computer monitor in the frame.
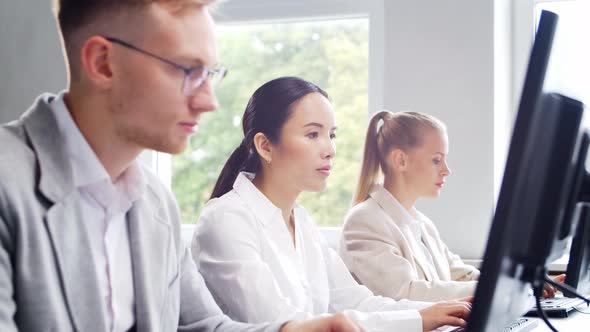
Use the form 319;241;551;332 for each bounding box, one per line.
508;93;585;269
564;199;590;296
464;10;588;331
559;131;590;297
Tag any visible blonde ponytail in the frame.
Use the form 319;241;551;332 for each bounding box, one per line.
352;110;446;205
352;111;391;205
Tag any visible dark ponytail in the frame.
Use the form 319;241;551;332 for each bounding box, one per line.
210;76;328;199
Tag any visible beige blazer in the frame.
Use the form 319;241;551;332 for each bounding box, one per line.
339;184;479;302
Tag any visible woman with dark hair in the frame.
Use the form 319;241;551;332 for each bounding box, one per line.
191;77;471;332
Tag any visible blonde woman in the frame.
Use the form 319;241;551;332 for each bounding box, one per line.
192;78;471;332
339;111;479;302
339;111;565;302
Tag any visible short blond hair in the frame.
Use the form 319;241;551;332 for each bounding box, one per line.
52;0;217;81
52;0;216;38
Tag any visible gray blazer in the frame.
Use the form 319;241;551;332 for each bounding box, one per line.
0;94;282;332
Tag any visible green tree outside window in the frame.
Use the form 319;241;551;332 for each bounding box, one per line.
172;19;369;226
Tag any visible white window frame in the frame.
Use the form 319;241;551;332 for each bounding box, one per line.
513;0;585;271
157;0;380;247
512;0;583;111
152;0;384;189
140;150;171;188
501;0;574;203
211;0;384;116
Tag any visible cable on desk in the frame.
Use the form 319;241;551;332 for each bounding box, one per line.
544;275;590;305
535;285;559;332
573;307;590;314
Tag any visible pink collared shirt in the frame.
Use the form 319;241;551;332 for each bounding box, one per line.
50;92;145;332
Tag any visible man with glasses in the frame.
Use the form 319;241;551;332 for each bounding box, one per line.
0;1;363;331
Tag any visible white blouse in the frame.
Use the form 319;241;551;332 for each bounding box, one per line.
192;172;431;332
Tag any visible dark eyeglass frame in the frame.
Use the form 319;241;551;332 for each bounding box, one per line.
104;36;227;95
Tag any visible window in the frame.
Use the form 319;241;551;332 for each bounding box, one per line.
535;0;590;105
535;0;590;174
533;0;589;263
171;19;369;226
535;1;589;108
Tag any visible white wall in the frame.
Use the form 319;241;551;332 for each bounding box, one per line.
0;1;66;123
375;0;503;259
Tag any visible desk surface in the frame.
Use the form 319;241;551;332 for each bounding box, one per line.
437;303;589;331
547;254;570;274
532;306;590;331
462;255;570;274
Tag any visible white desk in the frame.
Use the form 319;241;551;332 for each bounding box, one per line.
547;255;570;274
437;303;589;331
462;255;571;274
532;305;590;331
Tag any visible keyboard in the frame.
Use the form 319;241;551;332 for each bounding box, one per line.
526;296;587;318
443;317;539;332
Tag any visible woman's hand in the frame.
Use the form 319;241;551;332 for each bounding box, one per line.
281;313;364;332
543;274;566;298
419;298;472;332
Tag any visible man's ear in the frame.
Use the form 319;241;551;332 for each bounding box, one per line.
253;132;273;164
79;36;114;89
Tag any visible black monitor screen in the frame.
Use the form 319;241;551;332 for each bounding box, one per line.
565;199;590;296
465;10;587;331
467;92;584;331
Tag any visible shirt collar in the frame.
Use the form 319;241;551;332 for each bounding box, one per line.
50;91;110;188
114;161;146;204
233;172;301;226
369;183;423;228
49;91;146;206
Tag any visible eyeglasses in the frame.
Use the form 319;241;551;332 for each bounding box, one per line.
104;36;227;96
